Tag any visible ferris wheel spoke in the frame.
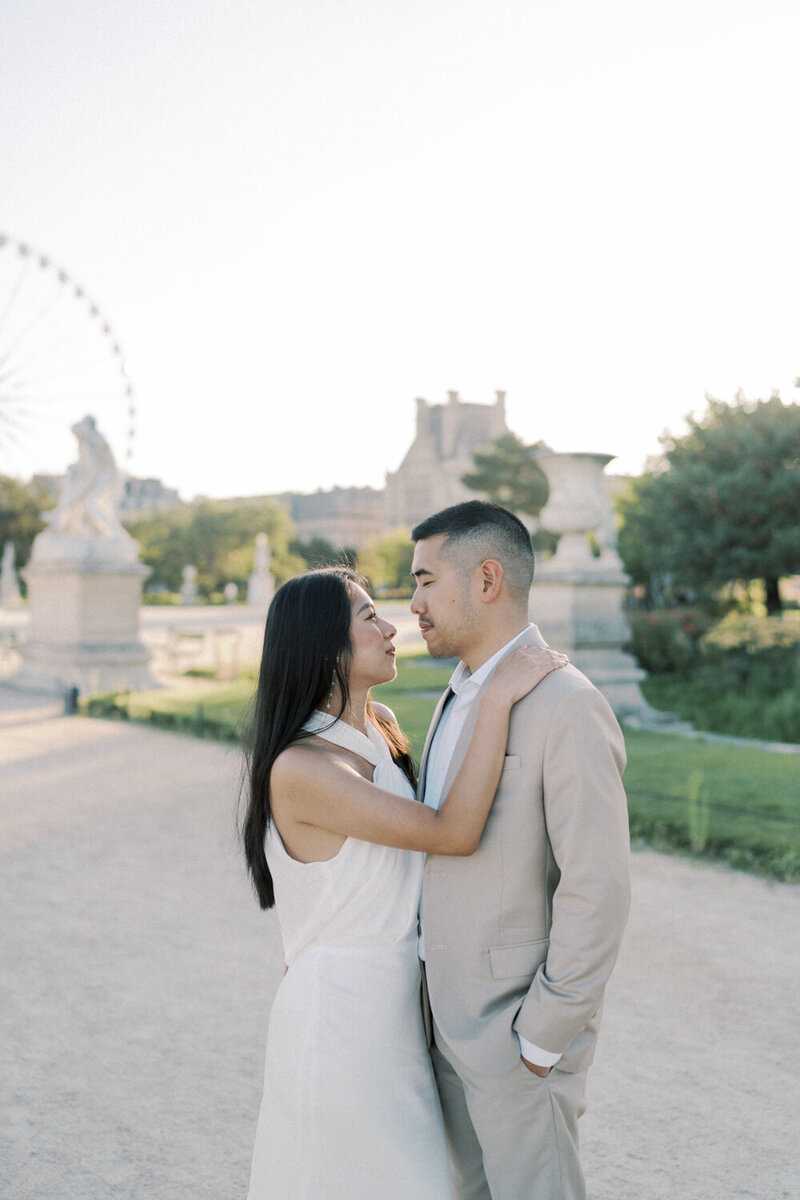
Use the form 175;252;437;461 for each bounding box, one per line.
0;431;37;463
0;252;34;342
0;233;135;477
0;348;124;392
1;404;93;447
0;274;73;370
0;413;57;459
0;392;128;407
0;314;103;383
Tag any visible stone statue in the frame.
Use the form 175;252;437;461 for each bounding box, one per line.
0;540;22;608
180;565;199;605
52;415;123;537
254;532;272;574
30;415;138;565
15;414;154;694
247;532;275;608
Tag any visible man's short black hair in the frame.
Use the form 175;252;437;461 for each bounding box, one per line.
411;500;534;599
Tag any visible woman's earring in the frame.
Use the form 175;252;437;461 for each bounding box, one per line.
326;655;340;711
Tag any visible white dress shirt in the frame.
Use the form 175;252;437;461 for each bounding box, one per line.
421;625;561;1070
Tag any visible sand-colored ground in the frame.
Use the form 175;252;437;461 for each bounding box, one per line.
2;688;798;1199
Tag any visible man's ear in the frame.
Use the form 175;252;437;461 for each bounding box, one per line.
478;559;504;602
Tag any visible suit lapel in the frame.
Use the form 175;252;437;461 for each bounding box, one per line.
417;687;454;801
438;687;481;801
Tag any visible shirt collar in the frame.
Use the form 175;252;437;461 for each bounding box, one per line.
448;624;534;697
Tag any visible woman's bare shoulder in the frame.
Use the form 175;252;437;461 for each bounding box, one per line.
370;701;399;727
271;737;361;791
272;738;332;780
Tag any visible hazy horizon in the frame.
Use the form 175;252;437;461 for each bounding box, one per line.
3;0;798;497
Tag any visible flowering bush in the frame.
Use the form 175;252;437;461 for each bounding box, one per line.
628;609;712;675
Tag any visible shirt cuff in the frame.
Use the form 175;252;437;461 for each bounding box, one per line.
517;1033;562;1068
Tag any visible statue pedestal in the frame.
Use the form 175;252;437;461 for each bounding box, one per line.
247;533;274;610
8;412;157;697
15;559;155;695
530;449;663;720
531;524;662;715
246;573;274;609
531;574;650;717
531;569;630;650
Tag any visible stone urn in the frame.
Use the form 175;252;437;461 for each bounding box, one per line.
536;452;624;577
530;450;651;717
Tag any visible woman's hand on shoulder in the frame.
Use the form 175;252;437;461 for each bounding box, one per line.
486;646;569;708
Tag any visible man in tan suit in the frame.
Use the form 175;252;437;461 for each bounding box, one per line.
411;501;630;1200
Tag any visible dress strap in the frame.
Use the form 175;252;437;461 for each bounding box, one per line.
301;709;412;798
301;710;385;767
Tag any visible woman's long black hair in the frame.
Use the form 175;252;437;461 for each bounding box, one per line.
242;566;415;910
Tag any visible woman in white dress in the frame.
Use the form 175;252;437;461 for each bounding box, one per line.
242;567;565;1199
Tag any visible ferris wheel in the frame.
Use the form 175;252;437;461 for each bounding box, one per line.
0;232;136;480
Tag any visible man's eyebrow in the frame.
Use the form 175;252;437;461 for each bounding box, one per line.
357;601;375;615
411;567;433;579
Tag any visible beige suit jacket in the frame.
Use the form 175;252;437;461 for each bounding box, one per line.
419;626;630;1077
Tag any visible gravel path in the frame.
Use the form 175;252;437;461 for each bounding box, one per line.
2;693;798;1199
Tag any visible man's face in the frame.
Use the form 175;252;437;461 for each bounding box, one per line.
410;535;481;660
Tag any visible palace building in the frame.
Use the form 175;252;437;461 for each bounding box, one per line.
272;390;511;547
383;390;509;532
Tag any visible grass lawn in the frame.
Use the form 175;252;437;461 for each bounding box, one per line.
377;676;800;881
370;657;454;751
86;678;257;743
621;727;799;881
87;655;800;882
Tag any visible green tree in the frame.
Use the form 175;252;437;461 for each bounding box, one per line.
359;528;414;594
461;433;550;516
461;433;558;556
290;537;357;570
124;498;304;598
617;392;800;614
0;476;55;584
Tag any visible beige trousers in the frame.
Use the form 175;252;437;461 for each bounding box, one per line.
431;1028;588;1200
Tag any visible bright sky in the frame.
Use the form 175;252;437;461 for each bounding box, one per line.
2;0;798;499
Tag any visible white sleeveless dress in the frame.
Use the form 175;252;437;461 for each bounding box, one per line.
247;711;451;1200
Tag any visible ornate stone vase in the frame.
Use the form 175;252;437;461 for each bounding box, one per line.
535;451;621;576
529;450;655;718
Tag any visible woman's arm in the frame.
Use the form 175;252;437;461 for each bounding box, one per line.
270;646;567;855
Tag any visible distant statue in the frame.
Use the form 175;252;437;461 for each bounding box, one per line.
247;532;275;608
180;565;199;605
51;415;124;538
254;532;272;574
224;581;239;605
30;414;138;565
0;540;22;608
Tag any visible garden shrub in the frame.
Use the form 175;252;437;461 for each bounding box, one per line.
702;613;800;675
698;615;800;699
628;609;711;675
640;612;800;743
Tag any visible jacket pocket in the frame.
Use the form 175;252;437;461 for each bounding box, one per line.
501;755;521;771
489;938;549;980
